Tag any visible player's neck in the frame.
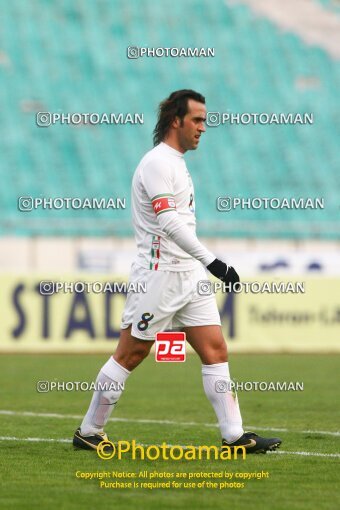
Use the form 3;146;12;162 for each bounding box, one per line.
162;137;186;154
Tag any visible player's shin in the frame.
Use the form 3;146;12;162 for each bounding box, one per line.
80;357;130;436
202;362;244;443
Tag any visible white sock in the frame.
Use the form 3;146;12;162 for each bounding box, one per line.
202;362;244;443
80;357;130;436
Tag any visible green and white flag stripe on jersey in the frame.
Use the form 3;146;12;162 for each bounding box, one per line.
149;235;161;270
151;193;174;200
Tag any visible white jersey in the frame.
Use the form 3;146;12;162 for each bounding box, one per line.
131;142;215;271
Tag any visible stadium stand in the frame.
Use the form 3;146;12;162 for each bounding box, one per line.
317;0;340;11
0;0;339;238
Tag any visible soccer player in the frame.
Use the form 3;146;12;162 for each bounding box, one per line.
73;90;282;454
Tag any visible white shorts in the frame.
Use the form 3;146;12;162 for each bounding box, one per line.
121;262;221;340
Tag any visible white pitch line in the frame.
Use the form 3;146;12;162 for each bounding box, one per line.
0;436;71;443
0;410;339;437
274;450;340;458
0;436;339;458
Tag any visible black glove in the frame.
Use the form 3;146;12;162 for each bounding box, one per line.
207;258;240;286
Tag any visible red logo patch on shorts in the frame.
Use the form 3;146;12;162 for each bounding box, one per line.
155;332;186;362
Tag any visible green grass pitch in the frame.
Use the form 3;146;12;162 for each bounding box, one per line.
0;353;339;510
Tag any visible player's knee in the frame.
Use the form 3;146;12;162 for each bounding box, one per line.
215;344;228;362
202;340;228;364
